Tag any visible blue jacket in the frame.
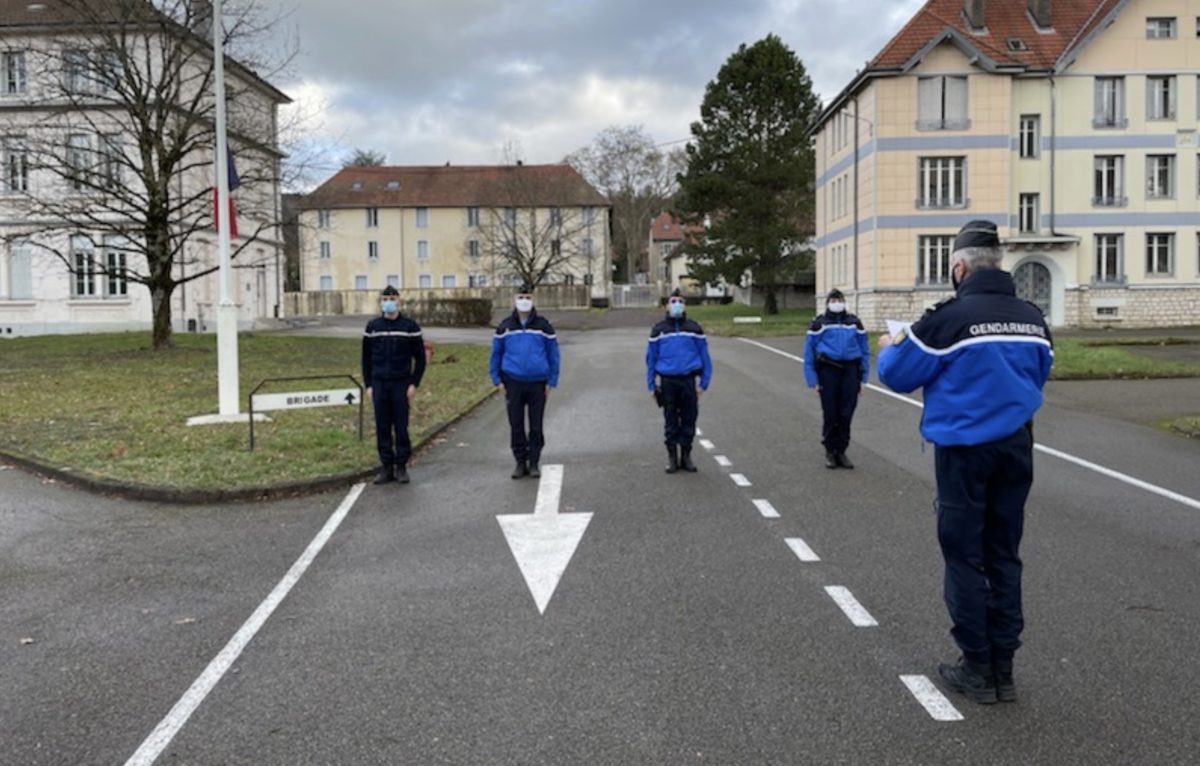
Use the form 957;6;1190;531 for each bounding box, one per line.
490;310;560;386
877;270;1053;447
804;310;870;386
646;313;713;391
362;314;426;385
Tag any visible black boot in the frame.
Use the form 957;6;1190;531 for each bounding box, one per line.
938;657;998;704
528;462;541;478
680;445;697;473
665;445;679;474
836;451;855;469
396;464;410;484
511;460;527;479
824;452;838;469
373;465;396;485
993;658;1016;702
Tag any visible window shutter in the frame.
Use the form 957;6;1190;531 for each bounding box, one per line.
917;77;940;125
945;77;967;125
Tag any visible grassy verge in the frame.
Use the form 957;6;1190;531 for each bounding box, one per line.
685;304;815;337
1162;415;1200;439
0;333;494;492
1047;338;1200;380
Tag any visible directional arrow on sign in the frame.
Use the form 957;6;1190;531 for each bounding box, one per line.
344;393;356;404
497;464;592;615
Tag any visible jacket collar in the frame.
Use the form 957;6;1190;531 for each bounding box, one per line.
510;308;539;323
957;269;1016;298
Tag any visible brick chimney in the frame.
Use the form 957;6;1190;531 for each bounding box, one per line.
964;0;986;31
1027;0;1052;28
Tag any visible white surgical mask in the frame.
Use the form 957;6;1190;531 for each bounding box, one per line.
381;300;398;314
827;301;846;313
668;301;685;318
515;298;533;313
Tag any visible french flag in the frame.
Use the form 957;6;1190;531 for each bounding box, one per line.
212;148;240;239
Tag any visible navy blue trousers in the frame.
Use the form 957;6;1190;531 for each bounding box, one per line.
816;362;860;454
371;379;412;468
934;426;1033;666
505;378;547;464
660;374;698;447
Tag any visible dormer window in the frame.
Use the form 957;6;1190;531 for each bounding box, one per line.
386;180;400;190
1006;38;1028;52
350;180;364;191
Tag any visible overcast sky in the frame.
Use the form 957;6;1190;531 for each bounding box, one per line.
262;0;925;186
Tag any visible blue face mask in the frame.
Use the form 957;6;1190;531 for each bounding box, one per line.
381;300;397;314
668;301;685;318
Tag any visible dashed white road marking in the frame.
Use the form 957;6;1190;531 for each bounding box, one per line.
124;483;368;766
699;439;715;451
714;455;733;467
730;473;752;487
785;537;820;561
900;675;965;721
737;338;1200;513
824;585;878;627
752;499;781;519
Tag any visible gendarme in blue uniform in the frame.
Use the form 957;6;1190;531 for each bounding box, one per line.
804;300;870;466
362;312;426;474
646;307;713;467
490;308;560;471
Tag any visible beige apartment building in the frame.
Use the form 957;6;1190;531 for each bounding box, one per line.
296;164;611;303
812;0;1200;328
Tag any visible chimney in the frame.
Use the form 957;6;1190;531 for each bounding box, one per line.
1027;0;1052;28
964;0;986;31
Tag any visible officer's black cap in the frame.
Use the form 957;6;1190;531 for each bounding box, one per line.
670;288;683;298
827;288;844;302
516;282;534;294
954;220;1000;251
380;285;399;297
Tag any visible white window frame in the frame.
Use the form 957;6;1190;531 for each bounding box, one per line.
467;239;479;259
582;238;593;258
1146;17;1177;39
3;138;28;193
1146;155;1175;199
4;237;33;299
70;235;96;297
98;134;121;191
549;207;562;227
67;133;91;191
1093;155;1125;207
317;209;331;229
582;206;595;225
366;207;378;228
1019;115;1040;159
319;275;333;291
917;235;953;286
319;241;331;260
467;206;480;227
441;274;456;288
1094;77;1126;128
418;273;432;289
417;240;429;261
367;240;379;260
1094;233;1124;284
354;274;368;290
415;207;429;228
102;236;128;297
63;49;89;94
1019;193;1039;233
918;157;966;208
1147;76;1175;120
916;75;969;131
2;50;26;95
1145;233;1174;276
386;274;399;288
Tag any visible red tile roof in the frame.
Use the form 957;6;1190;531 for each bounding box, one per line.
649;212;703;243
300;164;609;210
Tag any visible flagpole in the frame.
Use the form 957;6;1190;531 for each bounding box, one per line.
213;0;240;416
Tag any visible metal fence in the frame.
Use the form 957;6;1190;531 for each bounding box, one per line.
284;285;590;317
610;284;661;308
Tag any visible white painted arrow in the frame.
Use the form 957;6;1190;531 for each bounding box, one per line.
497;464;592;615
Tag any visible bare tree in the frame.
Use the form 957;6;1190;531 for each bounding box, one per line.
342;148;386;167
9;0;296;348
566;125;682;283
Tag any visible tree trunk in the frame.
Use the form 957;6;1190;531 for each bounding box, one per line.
762;283;779;315
151;281;175;350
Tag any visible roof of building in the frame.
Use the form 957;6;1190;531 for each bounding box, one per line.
649;212;703;243
299;164;610;210
816;0;1125;129
0;0;291;103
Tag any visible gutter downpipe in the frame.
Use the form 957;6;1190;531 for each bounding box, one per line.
1049;73;1059;236
852;96;860;315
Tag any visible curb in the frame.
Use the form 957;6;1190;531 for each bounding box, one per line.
0;389;499;506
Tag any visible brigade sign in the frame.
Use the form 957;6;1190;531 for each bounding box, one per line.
251;388;360;412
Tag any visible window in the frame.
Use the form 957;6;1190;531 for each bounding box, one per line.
63;49;89;93
1093;155;1125;206
659;242;674;260
317;209;330;229
582;238;593;258
1094;77;1126;128
467;239;479;259
319;275;332;291
504;207;516;227
1019;193;1039;233
468;273;489;288
5;238;33;299
355;275;367;290
417;240;429;260
583;272;594;286
67;133;91;191
551;239;562;258
386;274;399;288
98;50;121;94
415;207;428;228
582;206;595;225
367;241;379;260
2;51;26;95
1146;155;1175;199
1095;234;1123;283
319;241;331;260
350;180;364;191
366;207;378;228
918;235;953;285
3;139;28;192
564;274;576;286
1146;233;1173;275
916;75;968;130
103;236;127;296
418;274;432;289
467;206;479;227
442;274;456;288
386;180;400;190
918;157;966;208
98;135;121;190
70;235;95;296
1147;76;1175;120
549;207;562;227
1146;17;1176;38
1019;115;1040;159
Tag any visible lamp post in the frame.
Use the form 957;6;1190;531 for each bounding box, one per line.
213;0;239;417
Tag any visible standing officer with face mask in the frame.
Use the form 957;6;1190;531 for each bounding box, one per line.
490;283;560;479
363;285;426;485
646;289;713;474
804;289;870;469
877;220;1053;705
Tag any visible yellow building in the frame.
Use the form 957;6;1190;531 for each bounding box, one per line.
297;164;611;303
813;0;1199;328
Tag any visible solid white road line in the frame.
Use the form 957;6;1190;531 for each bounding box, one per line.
534;463;564;516
737;338;1200;513
824;585;878;627
715;455;733;467
753;499;781;519
730;473;752;487
699;439;715;451
124;483;367;766
785;537;820;561
900;675;965;722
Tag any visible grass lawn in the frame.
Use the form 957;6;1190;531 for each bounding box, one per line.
0;333;495;493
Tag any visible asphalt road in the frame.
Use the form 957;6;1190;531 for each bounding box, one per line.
3;328;1199;765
